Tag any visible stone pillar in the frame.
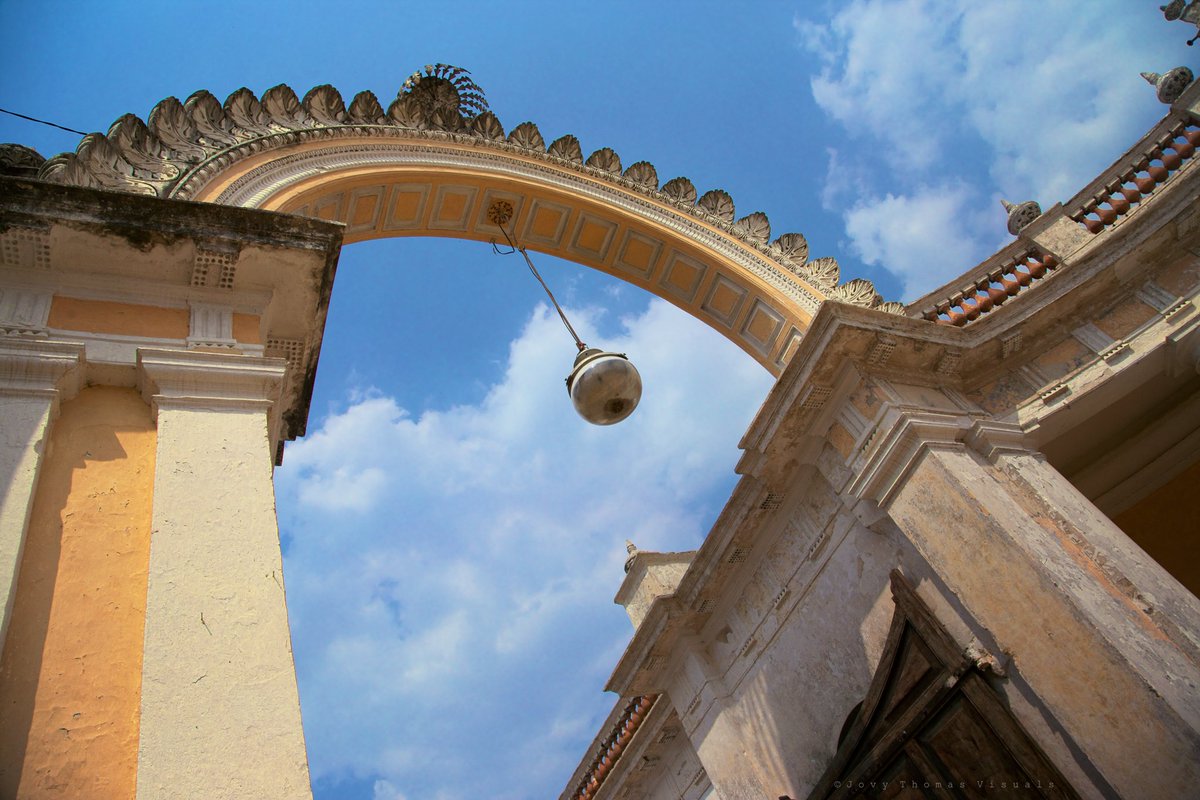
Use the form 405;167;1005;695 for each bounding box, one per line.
0;339;83;651
135;348;311;800
667;646;774;799
852;388;1200;798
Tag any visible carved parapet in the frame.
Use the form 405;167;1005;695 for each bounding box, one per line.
34;68;893;311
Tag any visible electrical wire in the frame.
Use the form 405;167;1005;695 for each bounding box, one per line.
0;106;88;137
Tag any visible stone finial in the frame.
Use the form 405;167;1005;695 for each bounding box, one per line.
1141;67;1195;104
0;143;46;178
624;540;639;573
1001;199;1042;235
1161;0;1200;44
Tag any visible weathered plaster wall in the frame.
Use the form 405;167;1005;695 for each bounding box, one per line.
0;386;154;798
136;401;311;799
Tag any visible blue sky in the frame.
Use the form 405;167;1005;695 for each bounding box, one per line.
1;2;1191;798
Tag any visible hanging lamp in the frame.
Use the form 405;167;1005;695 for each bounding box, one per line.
488;200;642;425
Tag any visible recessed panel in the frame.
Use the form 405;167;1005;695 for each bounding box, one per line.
382;183;431;231
569;214;618;261
476;188;526;236
429;185;478;231
740;299;785;356
614;229;663;280
522;198;573;247
346;186;386;234
775;326;804;369
701;274;748;328
659;250;709;304
313;193;345;223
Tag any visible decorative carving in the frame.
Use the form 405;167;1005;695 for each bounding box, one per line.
770;233;809;267
586;146;622;175
732;211;771;246
33;71;900;309
877;301;905;315
187;90;240;148
0;144;45;177
346;90;387;125
1141;67;1195;104
147;96;207;161
469;111;505;141
799;256;839;288
1002;198;1042;235
507;121;545;152
225;87;269;131
387;93;424;128
1162;0;1200;45
401;64;489;120
697;189;734;223
830;277;881;307
622;160;658;191
661;176;696;205
547;133;583;163
262;84;309;129
302;84;348;127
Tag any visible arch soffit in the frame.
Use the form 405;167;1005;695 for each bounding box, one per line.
33;76;904;375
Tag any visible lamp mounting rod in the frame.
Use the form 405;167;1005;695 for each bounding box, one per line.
488;200;587;352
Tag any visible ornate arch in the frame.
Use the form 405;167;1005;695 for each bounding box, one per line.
32;65;901;374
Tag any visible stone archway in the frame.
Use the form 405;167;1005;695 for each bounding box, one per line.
35;65;903;375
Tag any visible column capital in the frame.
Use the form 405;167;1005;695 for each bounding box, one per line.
0;338;86;404
136;347;287;413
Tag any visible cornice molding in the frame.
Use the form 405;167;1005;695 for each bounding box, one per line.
0;338;86;402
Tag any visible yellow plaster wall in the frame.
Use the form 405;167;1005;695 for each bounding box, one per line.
232;313;262;344
1113;460;1200;598
47;297;188;339
0;386;156;798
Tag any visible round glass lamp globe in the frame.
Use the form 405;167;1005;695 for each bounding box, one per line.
566;348;642;425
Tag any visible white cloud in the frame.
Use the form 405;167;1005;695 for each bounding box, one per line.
842;183;996;300
275;298;774;799
373;779;407;800
798;0;1184;299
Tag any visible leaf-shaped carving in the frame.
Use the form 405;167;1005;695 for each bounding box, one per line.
107;113;179;180
877;301;906;315
185;91;239;148
387;93;426;128
507;121;544;151
548;134;583;163
698;189;735;223
74;133;157;195
224;88;270;134
830;277;881;307
0;143;45;174
469;111;504;141
303;84;347;126
770;233;808;266
39;153;99;188
799;256;840;288
662;177;697;205
623;161;658;191
148;96;206;162
732;212;771;246
261;84;310;128
428;106;463;132
347;91;387;125
586;147;622;175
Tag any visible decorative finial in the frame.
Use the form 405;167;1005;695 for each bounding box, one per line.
1162;0;1200;45
624;540;639;573
1141;67;1195;104
1001;199;1042;235
398;63;489;122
